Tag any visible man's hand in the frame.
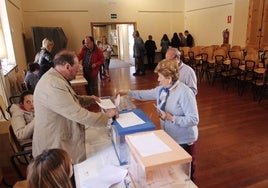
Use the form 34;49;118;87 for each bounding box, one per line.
105;108;119;119
90;95;100;103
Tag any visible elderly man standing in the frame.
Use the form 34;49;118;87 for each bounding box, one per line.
32;50;118;164
165;48;198;95
133;30;146;76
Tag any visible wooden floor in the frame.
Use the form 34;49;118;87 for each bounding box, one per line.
99;63;268;188
1;60;268;187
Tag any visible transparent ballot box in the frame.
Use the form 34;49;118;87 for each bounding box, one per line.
125;130;193;188
112;108;156;165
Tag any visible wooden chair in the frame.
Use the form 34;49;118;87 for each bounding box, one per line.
237;60;255;96
197;53;209;82
5;95;33;179
257;72;268;102
188;51;196;70
0;94;9;121
252;67;267;102
244;50;259;64
211;55;225;85
228;50;243;61
214;48;227;59
231;45;242;51
221;57;242;90
9;125;32;179
221;43;231;52
180;46;190;64
260;50;268;68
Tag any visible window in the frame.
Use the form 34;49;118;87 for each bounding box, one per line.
0;0;16;76
0;23;7;60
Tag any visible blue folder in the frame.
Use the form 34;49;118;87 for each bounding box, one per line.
112;108;156;135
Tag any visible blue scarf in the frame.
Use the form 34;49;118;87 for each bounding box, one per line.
158;81;179;111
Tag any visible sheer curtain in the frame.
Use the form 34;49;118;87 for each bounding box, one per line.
0;23;7;59
0;23;8;109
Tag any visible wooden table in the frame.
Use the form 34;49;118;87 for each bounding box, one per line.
70;75;87;86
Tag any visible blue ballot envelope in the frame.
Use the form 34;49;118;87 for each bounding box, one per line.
111;108;156;165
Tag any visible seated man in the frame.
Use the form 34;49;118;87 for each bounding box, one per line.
24;62;40;91
10;90;34;146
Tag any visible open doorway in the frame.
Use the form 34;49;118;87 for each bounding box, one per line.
91;22;136;62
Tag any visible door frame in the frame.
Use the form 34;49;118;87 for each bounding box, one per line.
90;22;136;59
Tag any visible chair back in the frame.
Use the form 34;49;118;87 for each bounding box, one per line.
229;58;242;76
187;51;196;68
9;125;22;153
213;48;226;59
189;46;201;57
214;55;225;72
201;46;214;63
180;46;190;58
244;60;256;72
0;95;8;121
9;95;21;105
221;43;231;52
6;95;21;117
231;45;242;51
228;50;243;61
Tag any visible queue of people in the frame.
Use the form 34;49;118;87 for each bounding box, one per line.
12;30;198;187
160;30;195;59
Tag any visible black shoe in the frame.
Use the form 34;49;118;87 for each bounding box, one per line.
133;72;139;76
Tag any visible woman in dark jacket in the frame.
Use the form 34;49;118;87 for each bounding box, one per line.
171;32;181;49
38;38;54;78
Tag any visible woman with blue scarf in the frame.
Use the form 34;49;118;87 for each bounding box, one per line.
127;59;199;183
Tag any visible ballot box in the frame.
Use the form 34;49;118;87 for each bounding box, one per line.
125;130;196;188
111;108;156;165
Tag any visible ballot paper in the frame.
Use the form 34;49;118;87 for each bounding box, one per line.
80;165;127;188
116;112;145;128
96;98;116;109
115;94;120;107
74;146;127;188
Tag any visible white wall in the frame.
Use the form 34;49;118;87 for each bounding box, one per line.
21;0;185;53
185;0;248;47
4;0;250;66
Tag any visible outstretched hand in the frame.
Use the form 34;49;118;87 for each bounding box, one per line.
105;108;119;119
90;95;101;103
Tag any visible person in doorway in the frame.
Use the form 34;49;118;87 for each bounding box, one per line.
101;36;113;81
184;30;194;47
37;38;54;78
132;30;146;76
165;48;198;95
125;59;199;183
77;36;104;96
96;40;105;80
145;35;157;69
33;50;118;164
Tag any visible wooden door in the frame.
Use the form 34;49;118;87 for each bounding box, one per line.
261;0;268;48
246;0;268;49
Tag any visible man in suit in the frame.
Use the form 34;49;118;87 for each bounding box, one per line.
32;50;118;164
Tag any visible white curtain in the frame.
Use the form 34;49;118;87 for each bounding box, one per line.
0;23;7;59
0;23;8;111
